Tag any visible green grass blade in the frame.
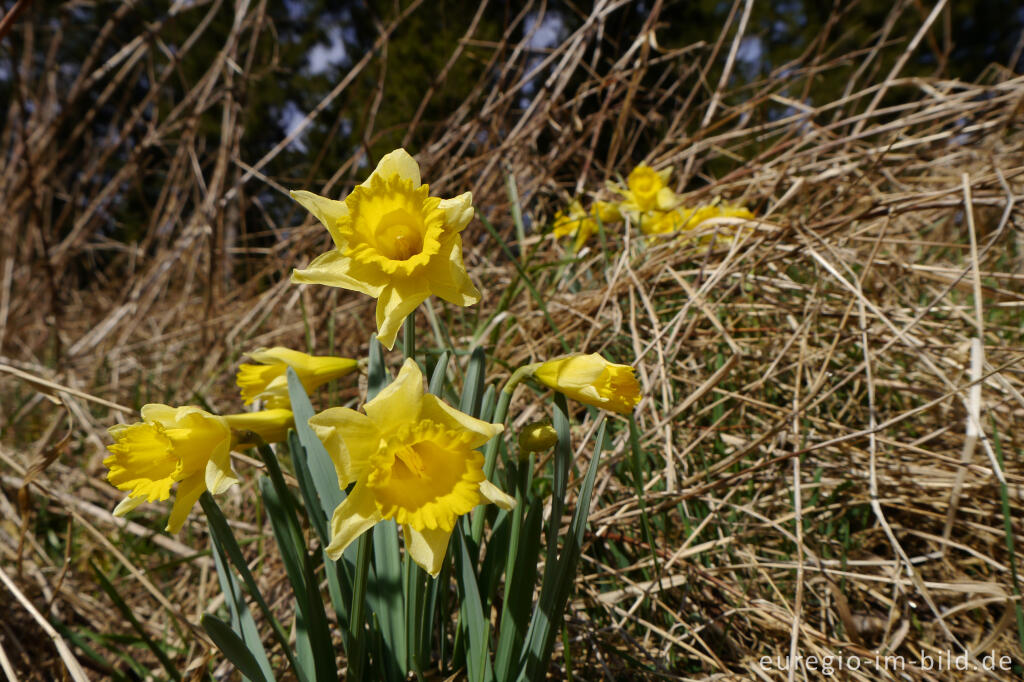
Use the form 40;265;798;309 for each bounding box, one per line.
286;426;355;644
201;492;302;680
628;416;658;573
405;555;429;676
207;505;275;682
257;473;336;682
495;498;543;681
430;350;450;395
367;334;390;400
287;368;344;533
503;167;526;264
201;615;272;682
370;520;408;677
89;560;181;681
519;419;606;680
460;346;487;418
455;531;493;682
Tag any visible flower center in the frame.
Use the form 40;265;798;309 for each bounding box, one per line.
393;443;427;478
365;421;484;531
634;176;653;193
374;209;424;261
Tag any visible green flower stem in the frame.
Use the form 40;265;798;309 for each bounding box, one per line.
403;311;416;365
497;456;529;635
470;363;539;544
199;492;301;675
347;532;372;680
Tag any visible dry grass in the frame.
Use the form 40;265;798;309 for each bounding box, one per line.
2;1;1024;679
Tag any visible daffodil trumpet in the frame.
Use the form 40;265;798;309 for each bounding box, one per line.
290;149;480;350
311;358;514;576
527;354;641;415
238;347;358;408
104;406;294;532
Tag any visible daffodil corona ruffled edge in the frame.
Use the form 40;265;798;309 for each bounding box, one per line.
104;405;295;532
310;359;514;576
237;347;357;408
104;405;238;533
532;354;641;415
289;149;481;350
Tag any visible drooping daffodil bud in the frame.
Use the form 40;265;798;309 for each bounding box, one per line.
531;354;641;415
237;347;358;408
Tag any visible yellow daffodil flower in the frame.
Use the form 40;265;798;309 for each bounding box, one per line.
616;164;679;217
552;201;597;252
593;200;623;224
105;406;294;532
238;347;358;408
105;405;238;533
552;200;624;251
290;149;480;350
640;208;690;236
310;359;514;576
642;204;755;250
531;354;641;414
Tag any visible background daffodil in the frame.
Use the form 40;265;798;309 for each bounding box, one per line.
290;149;480;350
104;405;238;533
310;358;514;576
552;200;624;252
617;163;679;217
552;200;598;252
237;347;357;408
532;353;641;414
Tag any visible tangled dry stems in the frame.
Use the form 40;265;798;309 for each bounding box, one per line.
2;1;1023;679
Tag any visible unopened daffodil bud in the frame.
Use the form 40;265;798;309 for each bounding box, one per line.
518;420;558;455
237;347;357;408
532;354;641;415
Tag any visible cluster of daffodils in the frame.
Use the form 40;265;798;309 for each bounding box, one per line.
552;163;755;251
104;149;641;578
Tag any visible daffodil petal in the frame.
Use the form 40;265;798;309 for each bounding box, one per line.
292;250;389;297
423;236;481;307
139;403;177;424
290;190;349;247
113;495;146;517
655;187;679;211
204;440;238;495
478;479;516;510
374;280;430;351
165;473;205;534
364;359;425;427
367;148;420;186
309;407;379;487
326;483;382;560
403;524;453;577
419;394;502;450
437;192;474;232
245;347;314;368
534;354;604;390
